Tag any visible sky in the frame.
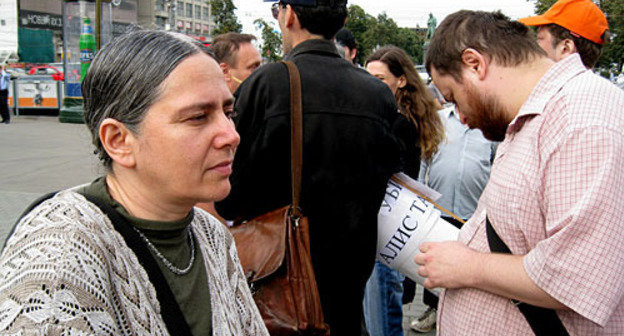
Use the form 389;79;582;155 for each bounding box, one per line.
234;0;538;37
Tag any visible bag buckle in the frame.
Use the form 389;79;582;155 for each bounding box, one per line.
249;282;257;296
246;271;258;295
288;206;302;228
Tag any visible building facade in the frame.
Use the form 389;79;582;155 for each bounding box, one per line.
17;0;138;63
0;0;18;63
139;0;213;43
9;0;214;64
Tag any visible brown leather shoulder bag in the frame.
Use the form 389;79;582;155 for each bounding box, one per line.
229;60;330;336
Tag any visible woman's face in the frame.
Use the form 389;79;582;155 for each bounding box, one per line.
366;60;406;96
130;53;240;207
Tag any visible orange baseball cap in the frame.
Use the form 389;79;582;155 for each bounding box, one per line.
518;0;609;44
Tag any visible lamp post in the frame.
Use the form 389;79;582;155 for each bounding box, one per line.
206;0;211;38
59;0;113;123
167;0;177;31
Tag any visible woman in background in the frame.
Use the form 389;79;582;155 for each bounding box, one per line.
363;45;443;336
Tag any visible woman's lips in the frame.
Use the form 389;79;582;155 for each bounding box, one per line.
209;160;233;175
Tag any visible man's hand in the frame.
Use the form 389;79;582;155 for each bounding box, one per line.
414;241;568;309
414;241;481;289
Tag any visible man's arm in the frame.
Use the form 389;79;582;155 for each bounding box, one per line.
414;241;568;309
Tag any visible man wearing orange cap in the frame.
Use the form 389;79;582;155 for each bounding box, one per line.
519;0;609;69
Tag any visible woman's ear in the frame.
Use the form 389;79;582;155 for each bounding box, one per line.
398;75;407;89
99;118;137;168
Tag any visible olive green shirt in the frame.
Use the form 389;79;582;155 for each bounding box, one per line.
78;177;212;336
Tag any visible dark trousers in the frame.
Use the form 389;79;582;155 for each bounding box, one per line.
403;278;416;304
423;216;465;309
0;89;9;122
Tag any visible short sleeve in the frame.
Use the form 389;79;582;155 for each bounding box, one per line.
524;127;624;326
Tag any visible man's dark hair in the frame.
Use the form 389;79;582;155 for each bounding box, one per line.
425;10;545;82
541;23;605;69
290;0;347;40
335;28;356;50
211;32;257;66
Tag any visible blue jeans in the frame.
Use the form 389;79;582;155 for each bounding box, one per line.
363;261;405;336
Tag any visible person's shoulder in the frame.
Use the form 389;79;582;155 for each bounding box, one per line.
346;64;383;84
575;71;624;98
9;190;114;245
247;62;288;84
537;71;624;149
1;190;112;272
235;62;289;101
556;72;624;126
364;74;400;111
343;69;399;122
17;190;92;226
357;68;395;97
332;64;396;104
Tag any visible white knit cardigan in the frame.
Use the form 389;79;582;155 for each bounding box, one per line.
0;190;269;336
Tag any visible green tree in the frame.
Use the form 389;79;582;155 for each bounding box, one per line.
211;0;242;35
254;19;283;62
531;0;557;14
345;5;377;64
396;27;424;64
362;13;399;48
596;0;624;73
346;7;424;65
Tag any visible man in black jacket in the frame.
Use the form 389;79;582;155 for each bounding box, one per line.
216;0;405;333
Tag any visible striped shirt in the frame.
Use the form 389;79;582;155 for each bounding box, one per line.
438;54;624;335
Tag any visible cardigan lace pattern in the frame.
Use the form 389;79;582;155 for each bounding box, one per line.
0;190;269;336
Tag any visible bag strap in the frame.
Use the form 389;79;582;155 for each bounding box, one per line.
281;60;303;217
83;194;194;336
485;216;569;336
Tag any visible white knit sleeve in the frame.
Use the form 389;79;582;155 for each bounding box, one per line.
193;209;269;336
0;197;122;335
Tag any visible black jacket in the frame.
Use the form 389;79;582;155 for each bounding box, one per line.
216;39;414;333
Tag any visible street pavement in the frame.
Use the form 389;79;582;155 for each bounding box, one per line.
0;116;102;251
0;115;435;335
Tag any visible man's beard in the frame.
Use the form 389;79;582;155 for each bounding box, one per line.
464;82;509;142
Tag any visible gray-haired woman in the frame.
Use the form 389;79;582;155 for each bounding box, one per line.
0;30;269;336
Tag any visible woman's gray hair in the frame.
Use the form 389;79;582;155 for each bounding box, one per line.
82;29;216;168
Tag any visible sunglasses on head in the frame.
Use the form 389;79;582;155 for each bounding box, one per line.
271;2;287;20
